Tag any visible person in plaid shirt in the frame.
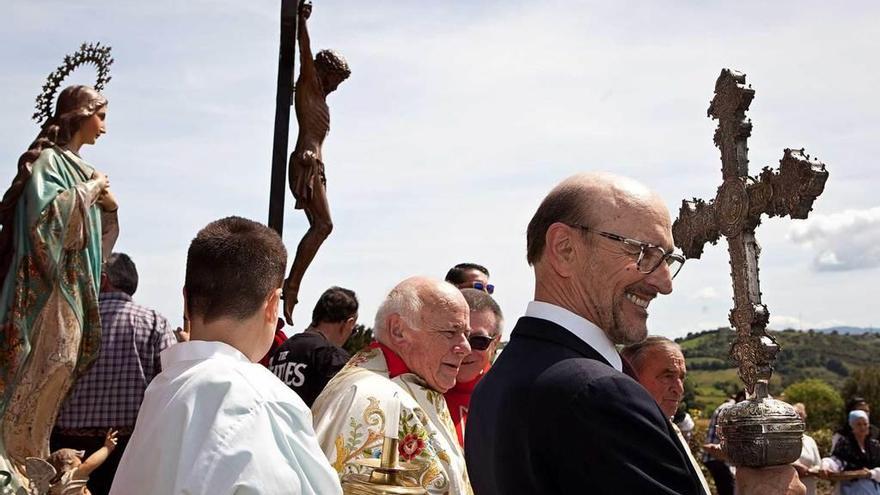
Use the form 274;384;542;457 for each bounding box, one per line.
50;252;177;495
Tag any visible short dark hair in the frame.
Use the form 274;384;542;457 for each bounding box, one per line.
460;288;503;336
847;397;869;411
444;263;490;285
185;216;287;323
620;335;680;374
104;252;138;296
526;185;591;265
311;286;359;327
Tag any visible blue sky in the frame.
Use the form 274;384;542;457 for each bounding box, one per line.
2;1;878;338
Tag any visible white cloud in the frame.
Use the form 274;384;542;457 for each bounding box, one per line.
788;207;880;271
769;314;845;331
691;287;721;300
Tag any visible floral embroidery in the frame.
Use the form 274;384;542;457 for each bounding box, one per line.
316;346;473;494
399;433;426;461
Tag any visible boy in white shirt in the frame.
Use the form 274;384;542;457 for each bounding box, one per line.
111;216;342;495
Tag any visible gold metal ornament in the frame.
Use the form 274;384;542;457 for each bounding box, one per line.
341;437;428;495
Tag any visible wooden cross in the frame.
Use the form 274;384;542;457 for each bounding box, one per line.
268;0;300;235
672;69;829;395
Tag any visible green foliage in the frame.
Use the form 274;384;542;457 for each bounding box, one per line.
783;379;843;431
679;328;880;415
811;428;833;457
681;376;698;412
343;324;374;355
843;366;880;417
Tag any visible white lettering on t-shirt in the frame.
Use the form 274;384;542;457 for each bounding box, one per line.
282;362;307;387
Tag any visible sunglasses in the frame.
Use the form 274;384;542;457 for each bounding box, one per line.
468;334;497;351
472;282;495;295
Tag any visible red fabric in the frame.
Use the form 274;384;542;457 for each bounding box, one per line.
259;320;288;367
444;363;491;447
369;341;411;378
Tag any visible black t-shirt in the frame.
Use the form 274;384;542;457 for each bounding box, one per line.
267;330;351;407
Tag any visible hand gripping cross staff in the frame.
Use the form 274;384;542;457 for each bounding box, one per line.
280;0;351;325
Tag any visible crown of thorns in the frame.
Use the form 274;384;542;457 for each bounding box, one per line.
32;42;114;123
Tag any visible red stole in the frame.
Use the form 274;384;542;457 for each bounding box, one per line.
444;364;490;447
370;341;412;378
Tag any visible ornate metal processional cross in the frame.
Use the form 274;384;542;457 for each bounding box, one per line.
672;69;829;397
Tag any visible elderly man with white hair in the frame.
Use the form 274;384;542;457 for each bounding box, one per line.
311;276;473;494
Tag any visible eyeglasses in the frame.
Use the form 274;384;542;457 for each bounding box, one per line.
468;334;497;351
571;225;685;279
472;282;495;295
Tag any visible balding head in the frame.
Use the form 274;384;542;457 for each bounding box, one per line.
527;172;676;345
527;172;668;265
374;276;471;392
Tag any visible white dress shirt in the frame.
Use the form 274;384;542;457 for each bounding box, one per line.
525;300;622;371
111;340;342;495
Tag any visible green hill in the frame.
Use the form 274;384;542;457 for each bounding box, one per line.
677;328;880;413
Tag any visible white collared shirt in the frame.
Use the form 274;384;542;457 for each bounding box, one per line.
525;301;622;371
111;340;342;495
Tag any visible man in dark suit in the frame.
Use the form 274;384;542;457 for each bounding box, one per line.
465;173;802;495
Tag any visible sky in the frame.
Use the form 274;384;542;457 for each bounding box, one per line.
1;0;878;339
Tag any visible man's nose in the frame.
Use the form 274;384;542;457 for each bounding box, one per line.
646;262;673;295
453;334;471;355
672;377;684;395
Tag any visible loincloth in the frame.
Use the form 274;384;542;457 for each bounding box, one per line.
291;150;327;210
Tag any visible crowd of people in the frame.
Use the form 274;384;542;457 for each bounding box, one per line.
0;79;870;495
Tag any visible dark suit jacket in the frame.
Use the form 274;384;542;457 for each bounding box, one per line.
465;316;703;495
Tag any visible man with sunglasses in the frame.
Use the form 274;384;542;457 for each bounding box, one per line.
445;289;503;447
445;263;495;294
465;173;702;495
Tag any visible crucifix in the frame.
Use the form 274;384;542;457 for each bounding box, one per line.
267;0;351;324
672;69;828;466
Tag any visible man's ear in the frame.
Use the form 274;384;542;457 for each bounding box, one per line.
386;313;408;347
544;222;579;278
265;288;282;324
182;287;190;320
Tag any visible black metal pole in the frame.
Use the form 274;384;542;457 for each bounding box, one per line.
268;0;298;235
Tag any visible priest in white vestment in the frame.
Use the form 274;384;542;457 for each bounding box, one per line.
111;217;342;495
312;276;473;495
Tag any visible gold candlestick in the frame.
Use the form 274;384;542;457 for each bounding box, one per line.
341;436;427;495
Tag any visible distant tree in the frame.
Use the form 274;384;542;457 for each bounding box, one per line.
343;324;374;355
682;375;698;412
712;379;742;398
843;366;880;422
783;379;843;431
826;358;849;377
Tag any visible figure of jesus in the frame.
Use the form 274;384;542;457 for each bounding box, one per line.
283;0;350;324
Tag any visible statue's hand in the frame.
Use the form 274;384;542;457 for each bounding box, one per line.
299;0;312;19
97;188;118;212
104;429;119;451
92;170;110;192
